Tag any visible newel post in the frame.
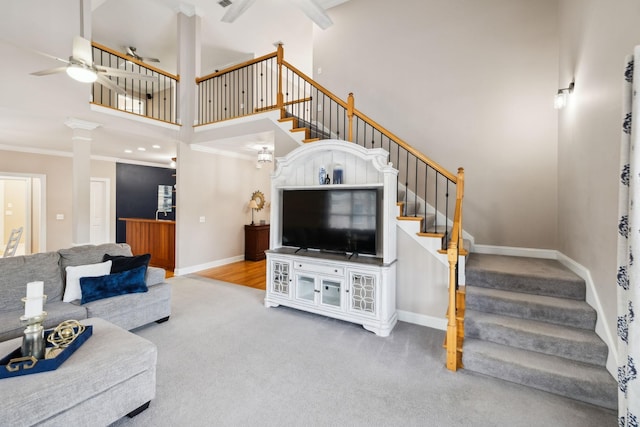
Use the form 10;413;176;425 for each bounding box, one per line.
446;241;459;371
347;93;355;142
277;44;285;119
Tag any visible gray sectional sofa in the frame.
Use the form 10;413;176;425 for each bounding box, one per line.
0;243;171;342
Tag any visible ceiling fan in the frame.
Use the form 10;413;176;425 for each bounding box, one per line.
29;0;155;95
124;46;160;64
221;0;333;30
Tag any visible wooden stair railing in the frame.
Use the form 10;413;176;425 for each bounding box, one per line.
196;45;466;371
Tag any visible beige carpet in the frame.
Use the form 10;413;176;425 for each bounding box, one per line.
111;275;616;426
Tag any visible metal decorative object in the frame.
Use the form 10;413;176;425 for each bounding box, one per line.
20;296;47;360
47;320;85;349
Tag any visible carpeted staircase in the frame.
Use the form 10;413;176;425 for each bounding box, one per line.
462;253;618;410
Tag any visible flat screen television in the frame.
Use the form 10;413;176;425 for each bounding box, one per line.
281;188;381;256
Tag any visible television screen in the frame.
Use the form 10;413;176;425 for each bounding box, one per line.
281;188;380;255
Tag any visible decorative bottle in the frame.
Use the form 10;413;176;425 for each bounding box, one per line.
333;163;343;184
319;166;327;185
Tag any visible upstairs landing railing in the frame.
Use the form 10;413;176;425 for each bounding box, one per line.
196;45;464;371
90;42;180;125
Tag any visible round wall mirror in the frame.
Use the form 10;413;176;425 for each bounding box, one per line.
251;191;265;211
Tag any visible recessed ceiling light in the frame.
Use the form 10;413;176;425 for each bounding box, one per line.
152;144;161;149
138;147;146;151
124;149;133;154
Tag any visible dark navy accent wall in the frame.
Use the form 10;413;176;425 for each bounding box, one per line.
116;163;176;243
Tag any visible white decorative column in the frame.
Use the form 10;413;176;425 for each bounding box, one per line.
65;118;101;246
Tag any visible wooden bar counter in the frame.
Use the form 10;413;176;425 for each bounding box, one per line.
119;218;175;271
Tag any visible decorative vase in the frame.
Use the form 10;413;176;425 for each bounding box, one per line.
333;163;343;184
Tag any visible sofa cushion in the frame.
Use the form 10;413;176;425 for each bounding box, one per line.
80;265;148;304
103;253;151;274
82;282;171;331
58;243;132;282
63;261;112;303
0;252;63;310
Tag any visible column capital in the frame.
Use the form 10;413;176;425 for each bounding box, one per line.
64;117;101;131
65;117;101;141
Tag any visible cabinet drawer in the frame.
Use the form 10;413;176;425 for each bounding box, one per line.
294;261;344;276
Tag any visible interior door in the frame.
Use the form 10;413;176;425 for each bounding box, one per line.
90;178;110;244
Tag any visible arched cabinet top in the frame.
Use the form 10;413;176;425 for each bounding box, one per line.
272;140;397;188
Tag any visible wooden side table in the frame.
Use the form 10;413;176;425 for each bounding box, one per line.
245;224;270;261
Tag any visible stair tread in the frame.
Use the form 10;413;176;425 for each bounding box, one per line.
465;309;604;343
466;285;593;311
466;254;585;300
465;309;608;365
463;338;617;409
466;286;596;329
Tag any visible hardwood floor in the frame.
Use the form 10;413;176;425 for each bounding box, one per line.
195;259;266;290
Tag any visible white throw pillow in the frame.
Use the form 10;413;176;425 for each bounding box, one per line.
63;260;112;302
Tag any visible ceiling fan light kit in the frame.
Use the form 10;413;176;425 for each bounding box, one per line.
65;63;97;83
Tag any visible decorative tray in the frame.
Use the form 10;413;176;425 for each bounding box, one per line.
0;325;92;379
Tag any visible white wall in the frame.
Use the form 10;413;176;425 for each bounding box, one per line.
312;0;560;249
175;143;272;273
0;150;116;251
557;0;640;357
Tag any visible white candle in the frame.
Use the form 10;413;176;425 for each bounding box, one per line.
24;281;44;318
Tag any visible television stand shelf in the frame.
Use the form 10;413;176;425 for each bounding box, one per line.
265;248;397;337
265;140;399;336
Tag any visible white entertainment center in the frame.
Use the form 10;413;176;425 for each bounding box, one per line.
265;140;398;337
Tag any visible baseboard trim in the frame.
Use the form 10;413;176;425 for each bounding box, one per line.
470;244;618;377
174;255;244;276
397;310;447;331
472;244;558;259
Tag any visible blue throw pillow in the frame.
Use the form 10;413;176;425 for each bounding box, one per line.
79;265;148;304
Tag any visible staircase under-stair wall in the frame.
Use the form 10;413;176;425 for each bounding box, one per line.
462;253;617;410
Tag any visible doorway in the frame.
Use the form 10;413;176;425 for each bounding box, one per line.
0;174;45;256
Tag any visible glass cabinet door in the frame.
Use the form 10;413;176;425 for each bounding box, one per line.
296;275;316;303
271;260;290;296
349;272;376;316
320;278;342;308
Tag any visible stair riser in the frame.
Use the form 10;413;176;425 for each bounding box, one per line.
463;350;617;410
466;271;585;300
465;318;607;366
466;294;596;330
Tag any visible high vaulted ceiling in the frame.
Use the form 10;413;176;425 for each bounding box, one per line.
0;0;348;167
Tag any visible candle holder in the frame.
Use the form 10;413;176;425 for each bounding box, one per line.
20;296;47;360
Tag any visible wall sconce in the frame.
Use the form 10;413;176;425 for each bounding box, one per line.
257;147;273;163
248;199;259;225
554;81;575;109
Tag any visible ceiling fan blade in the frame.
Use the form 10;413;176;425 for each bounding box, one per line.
142;57;160;63
221;0;257;23
30;66;68;77
292;0;333;29
72;35;93;65
97;66;157;82
96;74;125;95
